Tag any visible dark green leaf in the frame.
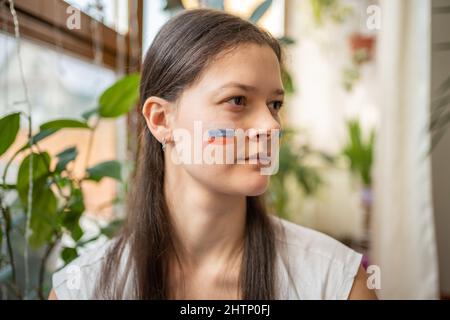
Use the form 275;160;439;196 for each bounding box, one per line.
62;187;85;241
61;247;78;264
17;160;57;247
29;128;59;145
0;112;21;156
86;160;122;182
55;146;78;173
249;0;273;24
17;152;51;204
99;73;140;118
40;119;89;131
28;185;58;248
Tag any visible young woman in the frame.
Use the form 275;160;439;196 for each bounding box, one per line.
49;8;377;300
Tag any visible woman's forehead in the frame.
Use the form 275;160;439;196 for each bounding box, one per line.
191;44;283;95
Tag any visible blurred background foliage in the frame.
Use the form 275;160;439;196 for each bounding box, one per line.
0;73;139;299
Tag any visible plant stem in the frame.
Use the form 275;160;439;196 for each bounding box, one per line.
84;118;100;172
1;147;23;190
0;194;22;299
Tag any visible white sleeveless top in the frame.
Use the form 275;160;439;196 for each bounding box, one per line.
52;215;362;300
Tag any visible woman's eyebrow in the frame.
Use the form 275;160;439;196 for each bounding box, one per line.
214;82;285;96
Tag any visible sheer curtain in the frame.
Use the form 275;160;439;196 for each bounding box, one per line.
372;0;439;299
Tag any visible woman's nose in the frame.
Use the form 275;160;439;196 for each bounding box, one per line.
247;108;281;140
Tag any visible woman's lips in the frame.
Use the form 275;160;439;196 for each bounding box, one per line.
238;152;272;164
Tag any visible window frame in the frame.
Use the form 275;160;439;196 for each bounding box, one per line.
0;0;143;72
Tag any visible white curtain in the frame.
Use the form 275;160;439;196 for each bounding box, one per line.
372;0;440;299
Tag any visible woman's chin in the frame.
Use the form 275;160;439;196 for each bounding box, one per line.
241;173;270;196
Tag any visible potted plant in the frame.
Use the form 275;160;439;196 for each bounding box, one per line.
342;119;375;267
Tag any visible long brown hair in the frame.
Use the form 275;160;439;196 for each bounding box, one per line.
95;8;283;300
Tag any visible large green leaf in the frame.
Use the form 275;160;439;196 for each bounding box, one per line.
99;73;140;118
17;153;57;248
55;146;78;173
16;152;51;204
249;0;273;24
40;119;89;131
28;185;58;248
16;152;58;248
86;160;122;182
0;112;21;157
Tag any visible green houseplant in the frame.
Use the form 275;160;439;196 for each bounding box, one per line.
341;119;375;259
0;73;140;300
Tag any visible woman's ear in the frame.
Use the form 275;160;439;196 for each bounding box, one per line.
142;96;173;143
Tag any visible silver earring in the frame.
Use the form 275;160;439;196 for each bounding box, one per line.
161;137;166;151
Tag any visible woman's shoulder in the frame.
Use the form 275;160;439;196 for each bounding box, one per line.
52;238;120;300
270;214;361;262
270;214;363;299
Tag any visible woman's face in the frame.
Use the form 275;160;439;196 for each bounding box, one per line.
166;43;283;196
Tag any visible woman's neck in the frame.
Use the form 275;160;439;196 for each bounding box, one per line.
164;166;246;271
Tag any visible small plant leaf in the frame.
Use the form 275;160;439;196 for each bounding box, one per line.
40;119;89;131
86;160;122;182
55;146;78;173
99;73;140;118
0;112;21;157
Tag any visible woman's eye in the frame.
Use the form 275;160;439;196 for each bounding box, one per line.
268;100;284;111
226;96;246;107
